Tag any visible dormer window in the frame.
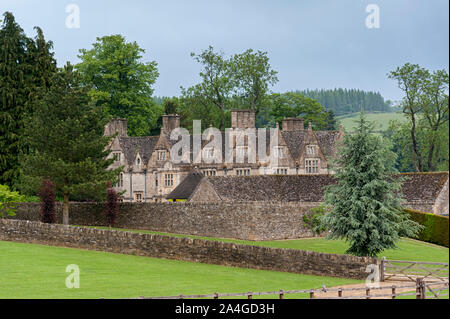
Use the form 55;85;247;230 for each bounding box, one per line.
158;150;167;161
274;147;285;158
136;157;141;165
306;145;315;155
113;152;122;162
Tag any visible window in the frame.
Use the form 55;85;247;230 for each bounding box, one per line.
236;168;251;176
305;159;319;173
136;156;141;165
164;173;173;187
276;168;288;175
113;152;121;162
134;192;143;202
203;147;215;159
274;147;285;158
236;146;249;158
155;174;158;187
158;150;167;161
203;169;216;176
306;145;315;155
116;173;124;187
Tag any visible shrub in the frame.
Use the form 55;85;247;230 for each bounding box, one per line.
38;179;57;223
0;184;25;218
105;182;119;227
404;209;449;247
303;206;327;235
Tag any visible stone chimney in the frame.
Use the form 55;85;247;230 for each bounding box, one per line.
281;118;304;131
162;114;180;134
104;118;128;137
231;109;255;129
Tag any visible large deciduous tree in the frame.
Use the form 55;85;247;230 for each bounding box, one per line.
19;63;122;225
320;112;422;257
76;34;162;136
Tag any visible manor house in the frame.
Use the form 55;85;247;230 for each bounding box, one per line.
106;109;343;202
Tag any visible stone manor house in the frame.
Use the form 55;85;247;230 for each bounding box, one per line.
105;109;343;202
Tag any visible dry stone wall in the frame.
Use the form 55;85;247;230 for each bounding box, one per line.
0;219;377;280
12;202;321;241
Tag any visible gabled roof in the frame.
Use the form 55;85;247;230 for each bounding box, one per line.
166;169;205;199
166;172;449;205
118;136;159;166
281;130;341;159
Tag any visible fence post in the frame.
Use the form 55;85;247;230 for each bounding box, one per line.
366;288;371;299
338;288;342;298
416;278;425;299
309;289;315;299
279;290;284;299
248;292;252;299
214;293;218;299
392;286;396;299
380;257;386;282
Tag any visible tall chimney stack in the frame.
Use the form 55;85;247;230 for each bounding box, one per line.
104;118;128;137
162;114;180;134
231;109;255;129
281;118;304;131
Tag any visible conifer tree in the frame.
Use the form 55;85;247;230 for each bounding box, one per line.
19;63;122;225
320;112;422;257
0;12;29;186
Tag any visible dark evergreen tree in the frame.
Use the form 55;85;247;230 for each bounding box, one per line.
0;12;29;186
19;63;122;225
320;112;422;257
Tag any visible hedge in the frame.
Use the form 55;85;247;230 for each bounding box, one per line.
405;208;449;247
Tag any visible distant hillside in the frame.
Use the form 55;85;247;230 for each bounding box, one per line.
337;112;407;132
298;89;393;116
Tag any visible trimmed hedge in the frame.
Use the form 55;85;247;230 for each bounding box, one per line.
405;209;449;247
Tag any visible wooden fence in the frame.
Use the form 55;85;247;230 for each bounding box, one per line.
380;257;449;283
136;278;448;300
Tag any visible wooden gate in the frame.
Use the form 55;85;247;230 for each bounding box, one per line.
380;257;449;283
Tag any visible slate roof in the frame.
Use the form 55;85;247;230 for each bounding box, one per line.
166;172;449;204
118;136;159;165
166;169;205;199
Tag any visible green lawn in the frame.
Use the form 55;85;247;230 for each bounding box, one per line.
86;226;449;263
0;240;361;299
337;112;407;132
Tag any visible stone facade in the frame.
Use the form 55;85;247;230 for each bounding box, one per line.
12;201;320;241
0;219;378;279
106;110;343;202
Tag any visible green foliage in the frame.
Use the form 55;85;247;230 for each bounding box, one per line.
388;63;449;172
0;184;25;218
0;12;57;187
404;209;449;247
320;111;423;257
18;63;123;204
267;92;335;130
302;206;328;235
76;34;161;136
299;88;392;116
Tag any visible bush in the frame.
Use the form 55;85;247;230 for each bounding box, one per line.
38;179;57;223
0;184;25;218
303;206;328;235
105;182;119;227
404;209;449;247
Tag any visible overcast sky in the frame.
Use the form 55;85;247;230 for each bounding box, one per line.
1;0;449;101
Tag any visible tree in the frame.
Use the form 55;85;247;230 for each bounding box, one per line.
268;92;332;130
38;178;56;224
0;12;57;187
18;63;122;225
182;46;234;131
388;63;430;172
76;34;161;136
0;184;25;218
230;49;278;113
320;112;422;257
0;12;30;187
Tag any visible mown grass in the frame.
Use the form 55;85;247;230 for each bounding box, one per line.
337;112;407;132
86;226;449;263
0;240;360;299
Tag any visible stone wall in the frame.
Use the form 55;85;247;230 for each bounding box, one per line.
12;201;321;241
0;219;377;280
